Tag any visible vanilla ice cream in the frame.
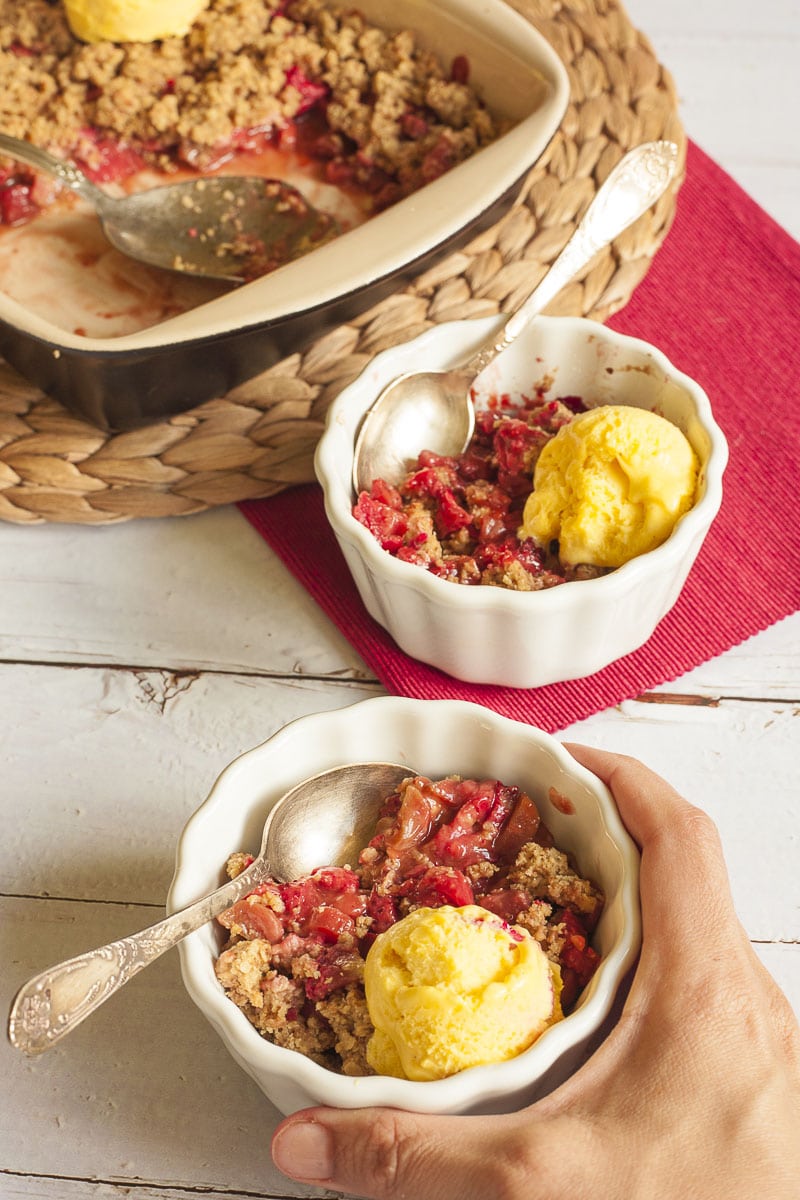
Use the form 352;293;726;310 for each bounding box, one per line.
64;0;209;43
521;405;699;568
364;905;561;1081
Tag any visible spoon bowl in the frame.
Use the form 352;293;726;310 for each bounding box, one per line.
0;133;339;283
352;139;679;495
353;368;478;497
7;760;411;1055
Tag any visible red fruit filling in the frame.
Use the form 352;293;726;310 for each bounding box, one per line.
353;393;610;589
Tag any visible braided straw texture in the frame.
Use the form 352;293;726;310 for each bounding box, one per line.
0;0;685;525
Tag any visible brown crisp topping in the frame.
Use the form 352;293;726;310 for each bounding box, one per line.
465;860;499;885
268;1003;336;1064
508;842;604;920
317;985;373;1076
516;903;574;964
403;501;441;559
514;899;554;945
0;0;498;190
215;937;280;1009
224;850;254;879
481;559;550;591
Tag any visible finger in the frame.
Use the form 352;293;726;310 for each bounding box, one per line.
564;743;711;849
563;744;742;966
271;1106;540;1200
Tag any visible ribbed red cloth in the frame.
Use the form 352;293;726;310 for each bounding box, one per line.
240;141;800;732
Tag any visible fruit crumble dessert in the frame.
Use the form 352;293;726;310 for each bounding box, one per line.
353;395;699;587
0;0;499;260
215;773;604;1077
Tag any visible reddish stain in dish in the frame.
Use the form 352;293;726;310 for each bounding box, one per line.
549;787;575;815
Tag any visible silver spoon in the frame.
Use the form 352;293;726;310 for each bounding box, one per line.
352;139;680;494
7;760;411;1056
0;132;338;283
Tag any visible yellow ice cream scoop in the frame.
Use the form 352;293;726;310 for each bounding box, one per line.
521;405;699;569
364;905;561;1082
64;0;209;43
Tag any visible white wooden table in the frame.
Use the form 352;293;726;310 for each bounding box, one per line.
1;2;798;1196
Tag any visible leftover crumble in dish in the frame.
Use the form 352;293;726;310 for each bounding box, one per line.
353;394;610;591
215;774;604;1076
0;0;499;231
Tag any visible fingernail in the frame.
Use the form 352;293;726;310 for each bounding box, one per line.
272;1120;334;1182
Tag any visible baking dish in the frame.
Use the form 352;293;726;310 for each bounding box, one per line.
0;0;569;430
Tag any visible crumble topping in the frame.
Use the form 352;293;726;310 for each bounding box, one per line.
317;985;373;1076
508;841;604;918
0;0;498;197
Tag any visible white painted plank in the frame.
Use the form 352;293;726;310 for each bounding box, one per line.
2;659;797;940
0;1182;310;1200
1;899;326;1198
754;943;800;1021
0;507;368;679
0;662;378;903
3;896;796;1200
1;655;797;933
0;503;797;694
626;0;798;37
560;696;800;943
649;613;800;701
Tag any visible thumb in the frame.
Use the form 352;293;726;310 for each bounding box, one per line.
271;1105;531;1200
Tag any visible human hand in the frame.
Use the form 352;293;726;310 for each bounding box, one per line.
271;746;800;1200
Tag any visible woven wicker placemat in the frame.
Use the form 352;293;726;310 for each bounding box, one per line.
0;0;685;525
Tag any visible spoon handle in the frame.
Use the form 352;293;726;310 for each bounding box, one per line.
461;140;680;376
7;863;267;1056
0;132;107;206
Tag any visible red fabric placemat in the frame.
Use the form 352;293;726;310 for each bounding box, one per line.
240;141;800;732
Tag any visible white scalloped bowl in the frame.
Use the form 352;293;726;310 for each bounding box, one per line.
315;315;728;688
169;697;641;1117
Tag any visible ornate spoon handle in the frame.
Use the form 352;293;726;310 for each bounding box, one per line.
463;140;679;375
7;863;267;1055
